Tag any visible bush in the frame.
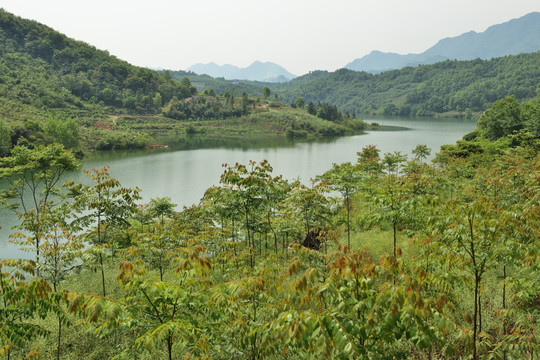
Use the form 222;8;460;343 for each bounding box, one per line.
285;127;307;138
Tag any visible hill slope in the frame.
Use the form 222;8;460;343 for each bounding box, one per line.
276;53;540;116
0;9;196;115
345;12;540;73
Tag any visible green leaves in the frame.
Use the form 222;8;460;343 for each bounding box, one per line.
0;261;52;355
273;250;454;359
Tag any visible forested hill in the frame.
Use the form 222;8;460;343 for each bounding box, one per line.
275;53;540;117
0;9;196;118
167;70;269;98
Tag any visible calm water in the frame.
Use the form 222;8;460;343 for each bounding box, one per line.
0;117;476;258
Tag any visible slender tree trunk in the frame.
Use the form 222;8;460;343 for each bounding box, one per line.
259;232;262;255
284;232;288;256
267;212;278;254
35;233;41;276
264;232;268;257
393;221;397;258
502;265;507;360
57;317;62;360
99;253;106;297
346;196;351;249
232;217;237;256
473;271;480;360
251;290;258;360
97;214;106;297
502;265;506;309
479;293;482;333
244;204;253;268
167;335;173;360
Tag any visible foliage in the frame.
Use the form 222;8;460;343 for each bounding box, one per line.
0;144;79;263
44;118;80;149
0;9;196;150
0;260;52;359
0;122;11;157
162;95;243;121
273;53;540;116
73;166;141;296
273;251;455;359
476;96;540;141
0;97;539;359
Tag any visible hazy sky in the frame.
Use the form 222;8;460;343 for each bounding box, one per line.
1;0;538;75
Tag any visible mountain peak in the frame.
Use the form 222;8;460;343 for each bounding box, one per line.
345;12;540;73
187;61;296;82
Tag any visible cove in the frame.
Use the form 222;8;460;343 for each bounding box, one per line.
0;117;476;259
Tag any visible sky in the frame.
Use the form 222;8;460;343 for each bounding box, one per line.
0;0;538;75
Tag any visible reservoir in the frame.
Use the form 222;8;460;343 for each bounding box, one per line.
0;117;476;259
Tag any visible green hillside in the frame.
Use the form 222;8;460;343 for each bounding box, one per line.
167;70;271;98
0;10;359;154
0;9;200;152
274;53;540;117
0;9;197;114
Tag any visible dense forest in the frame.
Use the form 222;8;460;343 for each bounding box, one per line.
167;70;276;98
274;53;540;116
0;96;538;359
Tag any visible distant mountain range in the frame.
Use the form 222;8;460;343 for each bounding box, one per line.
187;61;297;83
345;12;540;73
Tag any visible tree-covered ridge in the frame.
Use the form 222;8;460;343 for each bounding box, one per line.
0;9;196;113
166;70;276;99
275;53;540;117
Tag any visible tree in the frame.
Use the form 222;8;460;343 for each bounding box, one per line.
0;144;78;264
152;92;163;109
242;92;249;114
357;145;383;177
74;166;140;296
0;260;52;360
429;195;506;359
201;185;243;265
35;204;82;360
273;250;454;359
219;161;272;267
476;96;522;141
306;101;316;115
0;122;11;157
412;144;431;162
319;162;361;249
285;179;332;241
383;151;408;176
295;97;305;109
69;246;213;360
135;197;177;281
44;118;80;149
369;174;416;260
263;86;271;100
